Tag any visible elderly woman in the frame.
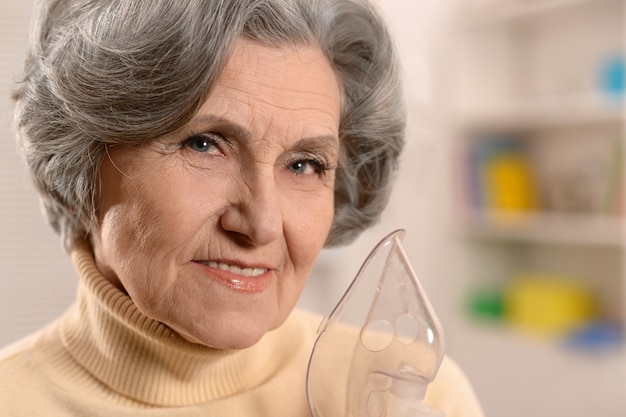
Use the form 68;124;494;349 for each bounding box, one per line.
0;0;483;416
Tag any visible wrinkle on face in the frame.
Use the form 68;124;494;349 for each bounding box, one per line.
91;38;342;349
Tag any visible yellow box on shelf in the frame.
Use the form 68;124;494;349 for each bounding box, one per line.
504;273;598;338
484;153;538;212
470;137;539;214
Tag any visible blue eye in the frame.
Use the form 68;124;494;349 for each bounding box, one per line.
183;134;219;154
288;159;329;177
290;160;310;174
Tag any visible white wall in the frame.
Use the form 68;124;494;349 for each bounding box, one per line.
0;1;78;348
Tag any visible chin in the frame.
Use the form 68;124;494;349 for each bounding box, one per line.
172;318;277;350
196;333;266;350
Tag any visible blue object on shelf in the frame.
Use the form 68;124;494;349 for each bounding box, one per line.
600;54;625;101
564;321;623;350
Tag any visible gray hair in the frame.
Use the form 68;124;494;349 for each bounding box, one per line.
13;0;405;249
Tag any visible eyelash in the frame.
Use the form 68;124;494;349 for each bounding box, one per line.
288;154;333;177
180;133;223;154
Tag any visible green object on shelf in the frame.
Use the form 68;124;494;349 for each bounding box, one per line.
467;288;504;319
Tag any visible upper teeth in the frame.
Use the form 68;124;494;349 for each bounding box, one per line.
203;261;267;277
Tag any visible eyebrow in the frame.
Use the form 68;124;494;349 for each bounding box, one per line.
189;114;339;146
189;115;253;142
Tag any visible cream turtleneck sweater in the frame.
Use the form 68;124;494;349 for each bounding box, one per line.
0;244;483;416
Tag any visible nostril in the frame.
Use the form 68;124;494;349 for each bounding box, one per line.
223;229;256;248
218;199;283;247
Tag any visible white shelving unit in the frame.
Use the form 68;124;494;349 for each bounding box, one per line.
464;0;616;26
458;209;623;246
447;0;626;415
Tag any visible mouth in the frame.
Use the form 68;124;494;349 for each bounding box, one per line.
201;261;268;277
195;260;273;293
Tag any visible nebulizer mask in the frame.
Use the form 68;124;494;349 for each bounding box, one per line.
307;230;445;417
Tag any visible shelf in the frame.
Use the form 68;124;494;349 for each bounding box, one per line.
459;319;624;355
456;94;624;133
464;0;620;27
450;0;626;414
458;210;624;247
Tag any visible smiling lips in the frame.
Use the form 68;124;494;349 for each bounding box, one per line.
198;260;272;293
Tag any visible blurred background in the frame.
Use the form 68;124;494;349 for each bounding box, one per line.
1;0;625;416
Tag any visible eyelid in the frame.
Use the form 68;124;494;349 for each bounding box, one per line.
184;131;222;141
293;150;331;165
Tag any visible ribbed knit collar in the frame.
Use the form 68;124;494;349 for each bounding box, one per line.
59;241;292;406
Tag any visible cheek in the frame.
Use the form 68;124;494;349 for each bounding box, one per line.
95;199;162;293
102;167;215;250
100;201;159;257
274;190;334;324
286;189;335;272
95;178;196;286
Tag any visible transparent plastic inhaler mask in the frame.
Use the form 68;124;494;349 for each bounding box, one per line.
307;230;445;417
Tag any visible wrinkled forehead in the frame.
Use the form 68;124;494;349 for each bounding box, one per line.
196;39;342;139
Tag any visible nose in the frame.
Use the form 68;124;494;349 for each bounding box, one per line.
219;169;283;247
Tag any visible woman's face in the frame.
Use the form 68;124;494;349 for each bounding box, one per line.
92;39;341;349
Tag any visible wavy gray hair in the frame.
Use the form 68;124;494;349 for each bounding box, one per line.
13;0;405;249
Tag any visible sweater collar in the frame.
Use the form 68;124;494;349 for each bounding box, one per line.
60;241;294;406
